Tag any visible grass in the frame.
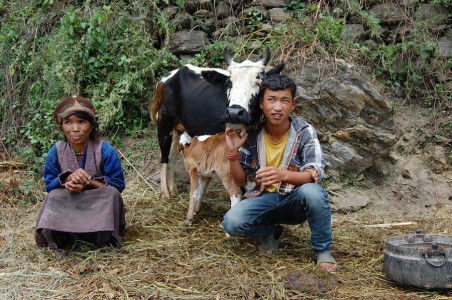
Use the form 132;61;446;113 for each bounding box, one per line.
1;175;452;299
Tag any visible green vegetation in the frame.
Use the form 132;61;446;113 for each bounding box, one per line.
1;0;180;167
1;0;450;190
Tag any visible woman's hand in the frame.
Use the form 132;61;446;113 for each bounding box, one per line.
64;180;85;194
65;168;91;186
64;168;106;193
225;127;248;154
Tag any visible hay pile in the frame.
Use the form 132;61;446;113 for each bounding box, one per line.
1;177;451;299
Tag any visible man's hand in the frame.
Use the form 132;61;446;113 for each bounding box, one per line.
256;166;285;187
225;127;248;154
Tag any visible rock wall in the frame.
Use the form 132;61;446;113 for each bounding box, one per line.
157;0;450;176
162;0;450;58
286;61;399;175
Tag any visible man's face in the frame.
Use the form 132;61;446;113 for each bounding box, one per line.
259;88;295;126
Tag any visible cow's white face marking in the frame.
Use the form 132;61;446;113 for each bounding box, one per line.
227;60;265;112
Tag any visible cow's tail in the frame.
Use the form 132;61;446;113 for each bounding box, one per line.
150;82;166;122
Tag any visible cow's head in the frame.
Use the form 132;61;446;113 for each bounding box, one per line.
221;46;284;130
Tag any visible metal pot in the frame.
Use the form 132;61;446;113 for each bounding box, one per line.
384;230;452;289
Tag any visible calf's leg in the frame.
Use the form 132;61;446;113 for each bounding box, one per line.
186;171;211;225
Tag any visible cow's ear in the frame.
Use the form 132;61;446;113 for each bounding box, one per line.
201;71;229;86
265;63;285;76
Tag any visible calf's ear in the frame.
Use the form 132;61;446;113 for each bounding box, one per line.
201;71;229;86
265;63;285;76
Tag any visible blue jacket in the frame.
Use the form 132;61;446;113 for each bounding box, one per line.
43;141;125;193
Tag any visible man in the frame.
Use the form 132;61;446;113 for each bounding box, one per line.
224;74;337;272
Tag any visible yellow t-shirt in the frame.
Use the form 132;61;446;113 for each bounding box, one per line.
263;129;289;193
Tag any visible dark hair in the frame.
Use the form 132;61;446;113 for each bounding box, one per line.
260;74;296;97
60;112;99;140
248;74;297;124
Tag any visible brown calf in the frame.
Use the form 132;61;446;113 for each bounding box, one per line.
179;132;242;225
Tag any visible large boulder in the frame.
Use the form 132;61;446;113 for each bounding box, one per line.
416;4;449;27
167;30;210;55
287;60;399;175
370;3;406;26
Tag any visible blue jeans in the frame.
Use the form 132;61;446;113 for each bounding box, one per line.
223;183;332;253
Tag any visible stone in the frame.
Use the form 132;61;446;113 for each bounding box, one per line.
330;192;369;212
268;8;291;23
416;4;449;27
287;60;399;174
173;12;193;30
185;0;212;14
438;29;452;58
163;6;178;18
401;169;412;179
402;0;419;7
215;1;231;20
370;3;406;26
342;24;365;42
167;30;210;55
193;9;214;19
250;0;289;8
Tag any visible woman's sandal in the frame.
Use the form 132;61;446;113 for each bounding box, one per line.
316;251;338;272
257;225;285;256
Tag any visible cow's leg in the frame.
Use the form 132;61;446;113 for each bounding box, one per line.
157;116;175;198
160;163;170;198
167;128;181;197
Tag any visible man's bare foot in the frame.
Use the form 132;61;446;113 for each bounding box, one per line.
318;262;337;272
316;251;338;272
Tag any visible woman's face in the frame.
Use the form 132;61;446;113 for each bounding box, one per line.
61;115;94;148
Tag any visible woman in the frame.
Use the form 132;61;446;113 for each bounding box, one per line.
35;96;126;254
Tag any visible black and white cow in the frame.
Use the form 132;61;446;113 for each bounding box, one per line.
150;47;284;198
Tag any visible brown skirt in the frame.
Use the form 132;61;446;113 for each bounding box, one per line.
35;186;125;249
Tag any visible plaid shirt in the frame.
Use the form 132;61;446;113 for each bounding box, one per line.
239;116;325;195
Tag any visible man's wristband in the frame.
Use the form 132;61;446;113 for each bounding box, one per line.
226;152;240;161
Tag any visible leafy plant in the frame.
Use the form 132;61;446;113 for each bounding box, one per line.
245;8;263;32
284;0;306;11
316;16;345;46
0;0;180;167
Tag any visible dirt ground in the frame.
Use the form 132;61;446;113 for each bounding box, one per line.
327;104;451;220
0;103;451;299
